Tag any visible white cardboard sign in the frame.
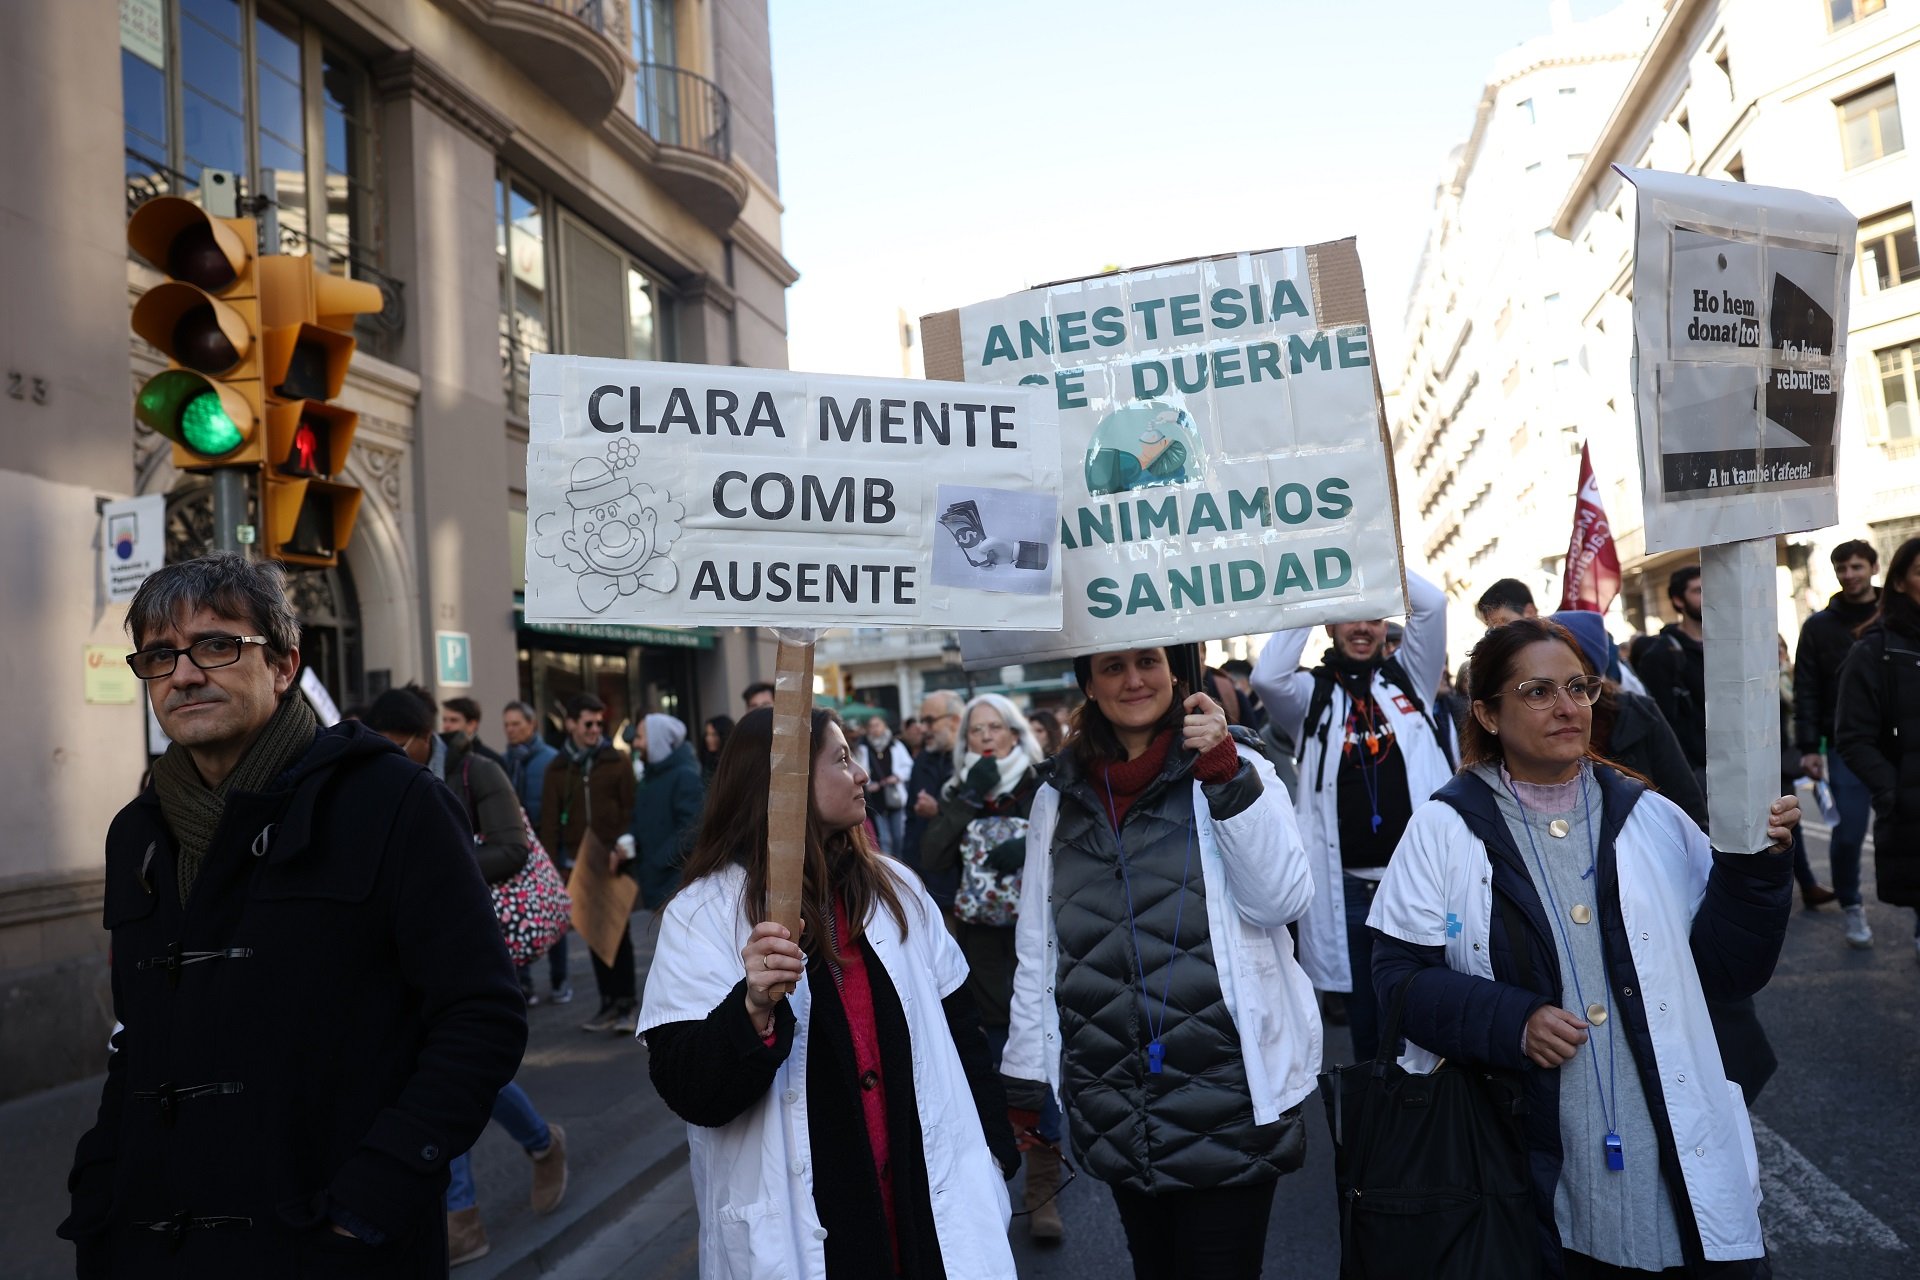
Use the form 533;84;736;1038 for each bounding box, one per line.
925;240;1405;666
1620;166;1856;552
523;356;1062;630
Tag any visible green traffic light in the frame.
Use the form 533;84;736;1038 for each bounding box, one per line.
180;390;243;457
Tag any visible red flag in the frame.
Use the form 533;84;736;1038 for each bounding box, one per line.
1559;442;1621;613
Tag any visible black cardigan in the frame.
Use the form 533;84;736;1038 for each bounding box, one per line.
646;936;1017;1278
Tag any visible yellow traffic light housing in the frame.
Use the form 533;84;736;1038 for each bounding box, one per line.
128;197;263;471
255;256;383;567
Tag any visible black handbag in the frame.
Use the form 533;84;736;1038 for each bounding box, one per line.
1319;908;1539;1278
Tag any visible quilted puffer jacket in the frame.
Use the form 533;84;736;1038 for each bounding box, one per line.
1043;738;1306;1192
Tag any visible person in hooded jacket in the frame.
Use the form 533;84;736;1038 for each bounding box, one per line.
364;687;568;1267
58;555;526;1279
626;713;707;909
1369;617;1800;1278
1003;646;1318;1280
640;708;1019;1279
1552;611;1706;829
1833;534;1920;963
920;693;1066;1241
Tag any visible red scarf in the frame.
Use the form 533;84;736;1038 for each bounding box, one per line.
1096;729;1239;828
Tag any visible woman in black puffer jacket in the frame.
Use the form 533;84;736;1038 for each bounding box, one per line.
1833;535;1920;961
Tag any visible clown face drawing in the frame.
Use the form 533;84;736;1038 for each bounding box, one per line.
533;454;683;612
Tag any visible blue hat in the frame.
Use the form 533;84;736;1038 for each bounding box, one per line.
1549;610;1620;681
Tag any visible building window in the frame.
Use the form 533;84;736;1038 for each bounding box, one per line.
1830;0;1886;31
1725;152;1746;182
1838;80;1903;168
1558;86;1576;96
1535;227;1556;257
1517;97;1535;124
1877;340;1920;439
1860;206;1920;293
633;0;680;144
1525;161;1543;175
122;0;386;348
498;176;550;415
497;173;674;415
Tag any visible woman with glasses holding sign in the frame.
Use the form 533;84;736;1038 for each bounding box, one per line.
1368;618;1799;1278
1001;645;1318;1279
639;708;1019;1279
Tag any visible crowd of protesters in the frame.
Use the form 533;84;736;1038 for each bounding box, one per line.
69;536;1920;1278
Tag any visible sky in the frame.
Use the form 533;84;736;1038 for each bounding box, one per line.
767;0;1621;382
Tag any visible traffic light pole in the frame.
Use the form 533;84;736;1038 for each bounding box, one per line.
210;467;254;556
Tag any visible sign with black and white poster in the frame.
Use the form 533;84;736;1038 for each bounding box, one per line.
522;357;1062;630
1620;166;1856;551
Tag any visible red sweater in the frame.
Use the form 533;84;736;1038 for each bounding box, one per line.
1097;729;1241;829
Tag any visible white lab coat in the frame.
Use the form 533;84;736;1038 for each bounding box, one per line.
638;863;1015;1280
1251;571;1453;991
1001;744;1321;1125
1369;794;1765;1263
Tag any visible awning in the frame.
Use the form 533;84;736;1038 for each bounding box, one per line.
514;609;717;650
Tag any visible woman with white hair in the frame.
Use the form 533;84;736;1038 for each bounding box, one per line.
921;694;1068;1240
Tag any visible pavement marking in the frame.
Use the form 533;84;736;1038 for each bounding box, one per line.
1752;1117;1906;1251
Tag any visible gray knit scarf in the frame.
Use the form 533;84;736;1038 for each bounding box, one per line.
151;694;320;905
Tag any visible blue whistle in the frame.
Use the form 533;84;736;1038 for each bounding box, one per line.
1370;814;1382;833
1605;1132;1624;1172
1147;1041;1165;1074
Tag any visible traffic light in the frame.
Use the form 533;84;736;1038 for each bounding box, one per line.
256;256;382;567
127;197;263;468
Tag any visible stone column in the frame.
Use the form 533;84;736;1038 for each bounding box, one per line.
373;52;519;704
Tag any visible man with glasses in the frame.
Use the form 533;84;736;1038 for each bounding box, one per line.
1253;572;1452;1062
903;690;967;900
537;694;637;1033
57;554;526;1276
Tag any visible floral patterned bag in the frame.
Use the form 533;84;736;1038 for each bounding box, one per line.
952;814;1026;927
491;813;572;964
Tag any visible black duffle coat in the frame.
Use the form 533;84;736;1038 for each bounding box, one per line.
57;721;528;1278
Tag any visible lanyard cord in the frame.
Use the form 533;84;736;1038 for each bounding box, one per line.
1338;675;1386;831
1102;768;1195;1057
1507;769;1618;1144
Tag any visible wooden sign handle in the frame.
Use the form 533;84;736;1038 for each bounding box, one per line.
764;639;815;953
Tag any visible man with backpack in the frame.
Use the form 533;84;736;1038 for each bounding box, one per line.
1253;571;1451;1062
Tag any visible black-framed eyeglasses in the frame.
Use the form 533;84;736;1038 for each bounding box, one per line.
1484;675;1604;711
126;635;268;680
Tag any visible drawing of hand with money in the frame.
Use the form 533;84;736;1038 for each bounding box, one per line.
938;500;1048;572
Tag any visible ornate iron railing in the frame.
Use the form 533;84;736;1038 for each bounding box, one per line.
529;0;605;33
635;62;731;163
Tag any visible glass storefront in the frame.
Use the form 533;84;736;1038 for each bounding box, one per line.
514;609;713;748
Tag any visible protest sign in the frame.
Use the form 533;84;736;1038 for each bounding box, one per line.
523;357;1061;631
1619;166;1856;553
922;239;1405;665
1619;166;1858;853
568;829;638;968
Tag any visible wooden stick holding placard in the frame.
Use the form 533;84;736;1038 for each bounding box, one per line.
764;640;815;972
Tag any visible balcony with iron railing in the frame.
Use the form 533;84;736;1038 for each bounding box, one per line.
451;0;626;121
625;60;745;228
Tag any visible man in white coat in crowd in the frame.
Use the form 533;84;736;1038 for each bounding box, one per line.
1252;572;1451;1062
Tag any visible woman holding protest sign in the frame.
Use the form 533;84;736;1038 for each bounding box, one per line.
920;693;1068;1241
1001;645;1318;1278
639;707;1019;1279
1368;618;1799;1277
